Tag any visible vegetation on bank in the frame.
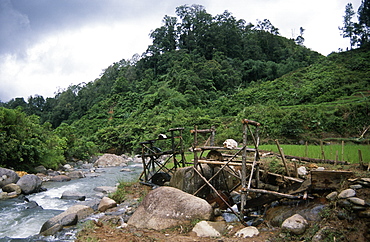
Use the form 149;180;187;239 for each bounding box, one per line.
0;3;369;171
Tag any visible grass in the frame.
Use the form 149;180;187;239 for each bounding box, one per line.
259;143;370;164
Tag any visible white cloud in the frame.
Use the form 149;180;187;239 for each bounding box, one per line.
0;0;363;102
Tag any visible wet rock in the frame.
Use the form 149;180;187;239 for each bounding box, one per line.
2;183;22;195
192;221;226;237
26;201;42;209
78;198;101;211
338;189;356;199
61;190;86;201
0;168;20;187
93;186;117;194
67;171;85;179
16;174;42;194
40;223;63;236
40;205;93;235
94;154;129;167
128;186;213;230
81;163;93;169
98;197;117;212
49;175;71;182
281;214;308;235
234;226;259;238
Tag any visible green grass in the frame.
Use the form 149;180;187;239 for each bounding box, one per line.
259;144;370;164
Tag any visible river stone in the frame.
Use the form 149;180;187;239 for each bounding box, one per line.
40;205;93;234
0;168;20;188
128;186;213;230
281;214;308;235
67;171;85;179
338;189;356;199
192;221;226;237
98;197;117;212
16;174;42;194
94;154;129;167
79;198;101;211
347;197;366;206
49;175;71;182
34;165;48;175
358;209;370;218
0;192;8;200
40;223;64;236
94;186;117;194
234;226;260;238
61;190;86;201
2;183;22;195
326;191;338;201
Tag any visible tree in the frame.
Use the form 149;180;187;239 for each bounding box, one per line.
149;15;178;54
339;3;356;49
295;27;305;46
357;0;370;46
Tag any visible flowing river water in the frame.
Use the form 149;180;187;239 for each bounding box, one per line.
0;163;143;241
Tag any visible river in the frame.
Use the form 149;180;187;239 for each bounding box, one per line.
0;163;142;241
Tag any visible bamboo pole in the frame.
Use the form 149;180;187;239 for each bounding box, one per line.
192;167;246;225
275;139;290;176
320;140;326;162
341;141;345;161
305;141;308;157
358;149;363;168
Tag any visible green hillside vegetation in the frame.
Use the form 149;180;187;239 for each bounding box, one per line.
1;4;369;171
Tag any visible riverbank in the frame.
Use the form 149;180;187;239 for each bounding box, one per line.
75;163;370;242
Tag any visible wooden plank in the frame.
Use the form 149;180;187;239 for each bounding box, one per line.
197;160;254;166
311;170;353;189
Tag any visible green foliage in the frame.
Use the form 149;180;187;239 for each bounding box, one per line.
1;4;369;168
0;107;65;171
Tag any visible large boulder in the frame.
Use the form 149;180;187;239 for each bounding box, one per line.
128;186;213;230
0;168;20;188
16;174;42;194
94;154;129;167
169;164;238;199
40;205;94;235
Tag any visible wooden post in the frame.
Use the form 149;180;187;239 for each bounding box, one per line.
240;121;248;217
275;139;290;177
193;126;198;167
320;140;325;162
335;150;338;166
210;126;215;146
358;149;363;168
341;141;344;161
305;141;308;157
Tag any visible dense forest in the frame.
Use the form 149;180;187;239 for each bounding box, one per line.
1;3;369;171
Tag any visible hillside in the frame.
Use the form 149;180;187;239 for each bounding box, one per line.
0;5;369;170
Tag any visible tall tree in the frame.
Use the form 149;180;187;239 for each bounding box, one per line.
357;0;370;46
339;3;356;49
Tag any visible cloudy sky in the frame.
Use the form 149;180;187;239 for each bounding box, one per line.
0;0;362;102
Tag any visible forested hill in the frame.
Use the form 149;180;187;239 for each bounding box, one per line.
1;4;369;171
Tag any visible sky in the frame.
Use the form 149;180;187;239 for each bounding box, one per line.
0;0;362;102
